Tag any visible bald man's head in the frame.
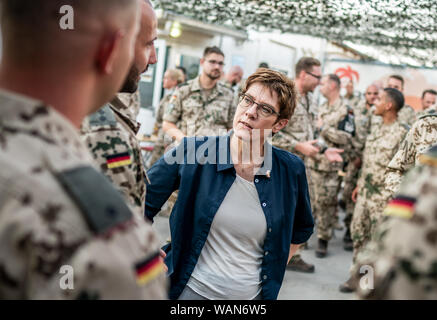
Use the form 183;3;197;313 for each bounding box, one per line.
226;66;244;87
1;0;139;66
365;84;379;106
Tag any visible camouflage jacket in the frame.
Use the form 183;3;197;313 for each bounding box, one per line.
307;97;353;172
356;144;437;299
0;90;167;299
357;119;408;199
272;91;317;160
153;91;174;148
163;76;234;137
344;92;362;109
81;94;147;217
385;105;437;196
397;104;417;127
351;101;374;159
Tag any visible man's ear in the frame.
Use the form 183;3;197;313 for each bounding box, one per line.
272;118;288;133
95;31;124;75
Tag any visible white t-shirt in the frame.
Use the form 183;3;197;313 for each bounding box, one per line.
187;174;267;300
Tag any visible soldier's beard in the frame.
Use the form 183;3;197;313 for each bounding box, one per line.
121;64;146;94
206;70;221;81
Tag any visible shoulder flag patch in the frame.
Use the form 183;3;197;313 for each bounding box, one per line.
106;152;132;169
135;252;165;286
384;195;416;219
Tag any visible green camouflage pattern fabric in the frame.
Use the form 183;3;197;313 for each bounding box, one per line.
307;98;353;241
0;90;167;299
81;94;147;217
397;104;417;127
163;76;235;137
355;144;437;299
350;119;408;262
148;91;174;167
344;93;362;110
307;98;353;172
343;101;374;220
272;91;316;159
385;105;437;197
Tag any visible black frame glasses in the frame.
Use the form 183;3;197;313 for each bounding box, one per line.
305;71;322;80
238;93;281;118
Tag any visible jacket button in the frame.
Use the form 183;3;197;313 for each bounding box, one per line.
263;275;268;280
262;202;267;207
255;179;259;183
265;251;269;256
268;228;272;233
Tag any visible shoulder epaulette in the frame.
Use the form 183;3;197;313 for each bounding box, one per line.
418;109;437;120
87;104;117;127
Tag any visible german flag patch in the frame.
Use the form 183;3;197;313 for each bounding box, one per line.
384;195;416;219
135;252;165;286
106;152;132;169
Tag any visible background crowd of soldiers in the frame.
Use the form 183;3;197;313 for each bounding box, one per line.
148;47;437;298
1;0;436;300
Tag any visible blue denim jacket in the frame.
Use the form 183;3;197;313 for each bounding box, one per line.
145;134;314;300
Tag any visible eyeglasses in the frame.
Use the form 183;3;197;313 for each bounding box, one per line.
206;59;225;67
238;94;280;118
305;71;322;80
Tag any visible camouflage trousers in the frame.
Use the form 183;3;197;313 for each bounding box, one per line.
350;190;386;264
310;169;341;241
342;161;360;229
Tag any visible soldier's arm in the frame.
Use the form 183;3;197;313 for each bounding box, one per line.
320;126;352;147
163;89;185;142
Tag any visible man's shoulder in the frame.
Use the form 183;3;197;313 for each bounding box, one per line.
84;104;118;130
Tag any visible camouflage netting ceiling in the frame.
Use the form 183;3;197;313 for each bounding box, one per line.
155;0;437;68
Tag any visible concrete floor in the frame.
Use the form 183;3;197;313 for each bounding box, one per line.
151;211;355;300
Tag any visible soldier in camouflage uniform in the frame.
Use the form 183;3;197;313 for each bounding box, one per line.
160;47;235;219
387;75;416;126
343;79;362;109
148;69;185;168
307;74;354;258
342;84;379;251
162;46;235;142
416;89;436;118
355;144;437;299
0;0;167;299
81;1;158;217
384;104;437;197
272;58;343;273
339;88;408;293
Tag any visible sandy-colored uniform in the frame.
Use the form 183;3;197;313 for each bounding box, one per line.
81;95;147;217
355;144;437;299
148;91;175;167
163;76;235;137
306;98;353;241
384;105;437;197
350;119;408;263
0;90;167;299
342;101;374;228
397;104;417;127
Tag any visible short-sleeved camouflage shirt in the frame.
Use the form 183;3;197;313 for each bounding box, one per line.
385;105;437;196
0;90;167;299
81;95;147;217
163;76;235;137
